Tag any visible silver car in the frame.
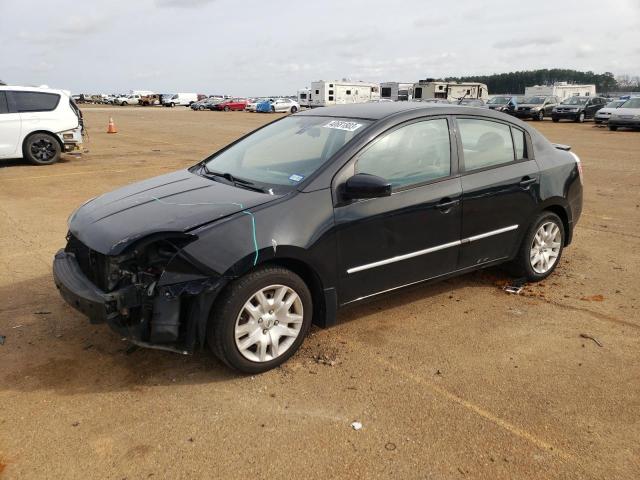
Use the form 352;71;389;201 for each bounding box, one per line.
608;97;640;131
594;99;627;124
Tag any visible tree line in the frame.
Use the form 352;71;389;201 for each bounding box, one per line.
440;69;637;94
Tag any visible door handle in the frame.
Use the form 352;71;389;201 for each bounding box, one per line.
437;198;460;211
519;177;536;188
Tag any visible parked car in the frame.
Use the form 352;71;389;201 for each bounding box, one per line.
204;98;227;110
270;98;300;113
245;98;266;112
551;96;607;123
53;103;583;373
115;94;142;106
457;98;485;107
0;85;83;165
139;94;161;106
214;98;248;111
608;97;640;131
486;96;518;113
163;93;199;107
594;99;628;124
256;99;274;112
513;96;559;121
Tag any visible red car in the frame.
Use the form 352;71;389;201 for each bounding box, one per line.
214;98;248;111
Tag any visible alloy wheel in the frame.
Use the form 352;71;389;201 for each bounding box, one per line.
30;138;56;161
530;222;562;274
234;284;304;362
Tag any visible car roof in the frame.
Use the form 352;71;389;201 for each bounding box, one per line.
0;85;70;96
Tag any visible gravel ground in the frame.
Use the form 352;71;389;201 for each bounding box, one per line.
1;105;639;479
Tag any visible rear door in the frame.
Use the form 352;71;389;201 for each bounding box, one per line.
455;117;540;268
335;117;463;303
0;91;21;157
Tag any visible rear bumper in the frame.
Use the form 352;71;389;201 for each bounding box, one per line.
57;127;83;152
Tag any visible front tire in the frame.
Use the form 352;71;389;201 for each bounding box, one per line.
224;106;230;112
23;133;62;165
512;212;565;282
290;106;298;113
207;266;313;373
536;110;544;121
576;112;585;123
609;125;618;131
552;117;559;123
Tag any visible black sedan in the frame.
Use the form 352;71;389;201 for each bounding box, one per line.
53;103;583;373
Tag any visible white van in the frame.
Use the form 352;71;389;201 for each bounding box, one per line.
163;93;199;107
0;85;83;165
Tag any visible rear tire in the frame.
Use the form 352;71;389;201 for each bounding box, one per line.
511;212;565;282
536;110;544;121
290;106;298;113
207;266;313;374
224;106;230;112
576;112;585;123
23;133;62;166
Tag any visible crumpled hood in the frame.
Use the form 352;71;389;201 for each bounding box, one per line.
69;169;281;255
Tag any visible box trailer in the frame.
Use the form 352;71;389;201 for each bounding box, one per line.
380;82;414;101
413;80;488;102
309;80;380;107
525;83;596;101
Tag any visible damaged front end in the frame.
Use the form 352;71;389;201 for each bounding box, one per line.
53;232;222;354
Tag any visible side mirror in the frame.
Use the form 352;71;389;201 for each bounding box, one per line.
343;173;392;200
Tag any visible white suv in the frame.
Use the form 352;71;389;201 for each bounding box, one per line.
0;86;83;165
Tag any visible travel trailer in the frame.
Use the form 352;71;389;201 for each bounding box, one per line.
380;82;414;101
413;80;489;102
525;83;596;101
309;80;380;107
297;88;311;108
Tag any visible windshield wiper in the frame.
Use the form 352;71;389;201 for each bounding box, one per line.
201;166;268;193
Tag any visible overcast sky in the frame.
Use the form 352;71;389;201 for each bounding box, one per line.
1;0;639;96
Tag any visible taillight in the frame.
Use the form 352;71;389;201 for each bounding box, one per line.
569;151;583;184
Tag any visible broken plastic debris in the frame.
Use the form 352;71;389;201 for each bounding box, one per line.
351;421;363;431
0;335;5;345
503;285;523;294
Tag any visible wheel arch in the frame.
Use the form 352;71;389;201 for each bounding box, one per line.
22;130;64;154
539;202;571;246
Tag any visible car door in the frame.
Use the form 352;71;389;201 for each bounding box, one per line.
0;91;21;158
455;117;540;268
334;117;463;303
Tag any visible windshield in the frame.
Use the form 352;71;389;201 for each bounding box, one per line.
522;96;545;104
561;97;588;105
203;116;371;188
487;96;510;105
621;98;640;108
605;100;625;108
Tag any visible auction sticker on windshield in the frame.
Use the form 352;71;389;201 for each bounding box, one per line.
323;120;363;132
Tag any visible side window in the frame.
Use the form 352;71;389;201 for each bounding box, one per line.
0;92;8;113
12;91;60;112
511;127;527;160
458;118;515;171
355;119;451;189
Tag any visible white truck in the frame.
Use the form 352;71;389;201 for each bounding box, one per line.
525;83;596;101
413;80;489;102
309;80;380;107
380;82;414;101
0;85;83;165
163;93;199;107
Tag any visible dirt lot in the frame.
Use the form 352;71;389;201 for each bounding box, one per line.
1;105;639;479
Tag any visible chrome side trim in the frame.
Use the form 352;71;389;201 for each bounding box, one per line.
346;224;519;274
346;240;461;274
463;224;519;243
343;256;510;305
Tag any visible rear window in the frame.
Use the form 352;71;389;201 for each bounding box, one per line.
12;91;60;112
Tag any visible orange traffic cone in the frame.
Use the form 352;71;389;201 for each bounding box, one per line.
107;117;118;134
